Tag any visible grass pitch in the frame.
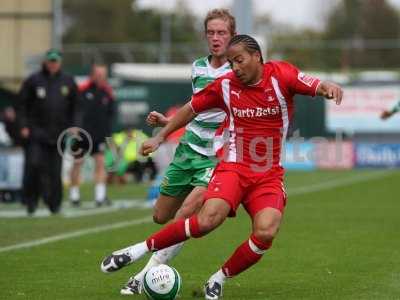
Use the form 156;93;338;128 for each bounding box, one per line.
0;170;399;300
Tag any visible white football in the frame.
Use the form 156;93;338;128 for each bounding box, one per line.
143;264;181;300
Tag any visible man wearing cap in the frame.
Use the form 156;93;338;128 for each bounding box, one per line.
18;49;81;215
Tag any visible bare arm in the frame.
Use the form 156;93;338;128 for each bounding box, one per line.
157;103;196;139
146;111;169;127
140;102;196;156
316;81;343;105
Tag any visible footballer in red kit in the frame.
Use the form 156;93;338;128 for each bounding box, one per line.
101;35;343;300
190;61;321;218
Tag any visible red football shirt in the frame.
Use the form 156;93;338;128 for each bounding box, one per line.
190;61;321;171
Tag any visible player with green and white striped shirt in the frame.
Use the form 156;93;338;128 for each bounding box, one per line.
119;9;237;296
183;56;231;157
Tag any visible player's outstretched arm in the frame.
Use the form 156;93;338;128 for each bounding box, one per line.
146;111;169;127
316;81;343;105
140;102;196;156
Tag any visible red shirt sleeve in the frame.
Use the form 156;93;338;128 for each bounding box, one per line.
190;79;225;113
273;61;321;97
78;80;91;93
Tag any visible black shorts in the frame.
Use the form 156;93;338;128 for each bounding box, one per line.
70;139;106;159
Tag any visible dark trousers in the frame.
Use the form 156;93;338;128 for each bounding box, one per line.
127;158;157;183
23;142;63;214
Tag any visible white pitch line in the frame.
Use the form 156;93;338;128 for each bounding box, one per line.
288;170;392;196
0;216;152;254
0;170;393;254
63;200;151;218
0;199;151;219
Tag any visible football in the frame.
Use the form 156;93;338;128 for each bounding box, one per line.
143;264;181;300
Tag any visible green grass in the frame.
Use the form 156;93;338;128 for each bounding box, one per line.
0;170;399;300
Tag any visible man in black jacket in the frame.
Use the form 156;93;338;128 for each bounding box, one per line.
69;64;115;206
18;49;80;215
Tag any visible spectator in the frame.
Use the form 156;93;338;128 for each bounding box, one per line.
105;128;156;184
69;64;115;206
18;49;80;215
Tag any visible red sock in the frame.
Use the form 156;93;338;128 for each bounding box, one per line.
146;216;203;251
188;214;202;237
222;234;272;277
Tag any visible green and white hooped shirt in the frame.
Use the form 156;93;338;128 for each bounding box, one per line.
180;56;231;156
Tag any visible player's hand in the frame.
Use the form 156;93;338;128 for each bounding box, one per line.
318;81;343;105
20;127;30;139
146;111;169;127
140;136;164;156
380;110;392;120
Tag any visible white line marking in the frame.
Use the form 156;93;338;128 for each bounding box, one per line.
0;170;393;254
0;199;150;219
0;216;152;254
287;170;391;196
63;200;151;218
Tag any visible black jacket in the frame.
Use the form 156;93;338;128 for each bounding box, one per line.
18;66;81;145
79;80;115;141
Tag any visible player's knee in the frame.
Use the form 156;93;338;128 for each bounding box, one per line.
197;210;225;234
152;211;170;225
253;227;277;244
